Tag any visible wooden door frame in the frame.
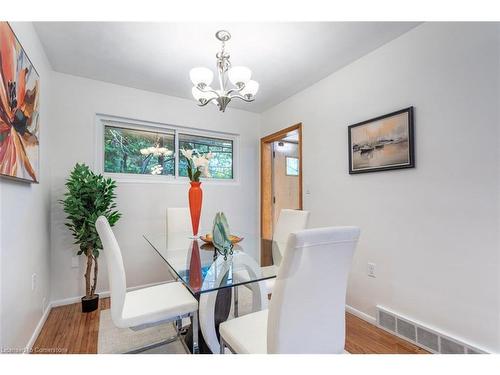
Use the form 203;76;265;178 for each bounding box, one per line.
260;123;302;265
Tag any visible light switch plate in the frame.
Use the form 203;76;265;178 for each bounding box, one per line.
31;273;37;291
367;262;376;278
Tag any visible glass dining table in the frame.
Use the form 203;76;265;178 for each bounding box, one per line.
143;231;276;353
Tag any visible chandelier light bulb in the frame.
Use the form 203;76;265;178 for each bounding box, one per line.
240;80;259;97
191;86;204;101
192;86;217;103
228;66;252;87
189;67;214;87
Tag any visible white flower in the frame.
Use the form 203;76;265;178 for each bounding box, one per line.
141;146;172;157
151;164;163;175
193;155;208;168
205;152;214;160
160;148;173;156
192;156;211;178
181;149;193;160
202;167;211;178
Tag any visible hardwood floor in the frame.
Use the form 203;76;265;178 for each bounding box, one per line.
33;297;428;354
345;313;428;354
33;298;109;354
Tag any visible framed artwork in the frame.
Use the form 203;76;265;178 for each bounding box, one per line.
286;156;299;176
348;107;414;174
0;22;40;183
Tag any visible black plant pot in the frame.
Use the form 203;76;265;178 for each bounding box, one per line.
81;294;99;313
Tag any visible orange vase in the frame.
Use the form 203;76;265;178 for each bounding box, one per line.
188;181;202;236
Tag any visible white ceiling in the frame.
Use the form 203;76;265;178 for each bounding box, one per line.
34;22;420;113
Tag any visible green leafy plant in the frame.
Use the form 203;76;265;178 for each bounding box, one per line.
60;163;121;299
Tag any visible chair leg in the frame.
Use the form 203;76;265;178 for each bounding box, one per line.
192;312;199;354
124;335;179;354
176;318;182;335
220;337;225;354
234;286;239;317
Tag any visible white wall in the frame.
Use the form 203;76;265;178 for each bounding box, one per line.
49;72;261;301
0;22;53;349
261;23;500;352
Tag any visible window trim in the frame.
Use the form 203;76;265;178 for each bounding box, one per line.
95;114;239;184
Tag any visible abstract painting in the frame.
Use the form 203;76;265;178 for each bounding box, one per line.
0;22;40;183
348;107;414;174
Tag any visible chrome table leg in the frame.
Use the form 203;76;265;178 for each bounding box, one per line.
192;312;200;354
234;286;239;317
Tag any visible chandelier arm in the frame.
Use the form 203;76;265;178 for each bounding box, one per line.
225;84;245;97
230;94;255;103
197;86;221;98
197;98;217;107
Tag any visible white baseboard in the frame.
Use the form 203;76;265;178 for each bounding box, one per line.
25;304;52;353
27;280;170;350
346;304;377;325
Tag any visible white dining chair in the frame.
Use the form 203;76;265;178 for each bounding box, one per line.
199;252;269;353
271;209;310;267
219;226;360;354
256;209;310;296
166;207;191;235
96;216;200;354
232;209;310;316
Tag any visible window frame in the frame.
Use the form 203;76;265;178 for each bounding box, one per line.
285;156;299;176
178;132;234;180
95;114;239;184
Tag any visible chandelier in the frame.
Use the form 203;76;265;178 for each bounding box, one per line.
190;30;259;112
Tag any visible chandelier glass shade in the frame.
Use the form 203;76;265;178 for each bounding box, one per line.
190;30;258;112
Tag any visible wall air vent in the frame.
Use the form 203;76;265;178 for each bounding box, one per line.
378;310;396;332
396;318;416;341
376;306;487;354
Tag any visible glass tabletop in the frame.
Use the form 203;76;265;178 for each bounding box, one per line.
143;231;277;295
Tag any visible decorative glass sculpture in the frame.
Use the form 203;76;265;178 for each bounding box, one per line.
212;212;233;260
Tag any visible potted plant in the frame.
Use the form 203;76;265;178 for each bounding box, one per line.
61;163;121;312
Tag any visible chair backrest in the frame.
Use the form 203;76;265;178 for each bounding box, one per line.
166;207;191;235
272;209;310;266
95;216;127;327
267;226;360;354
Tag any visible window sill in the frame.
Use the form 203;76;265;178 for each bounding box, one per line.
103;173;239;186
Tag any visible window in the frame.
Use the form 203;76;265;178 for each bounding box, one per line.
179;134;233;179
286;157;299;176
104;125;175;176
98;117;237;182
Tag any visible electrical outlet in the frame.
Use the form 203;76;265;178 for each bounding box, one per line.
31;273;37;291
71;255;80;268
367;263;376;278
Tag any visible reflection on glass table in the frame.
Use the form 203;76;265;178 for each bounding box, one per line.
143;232;276;295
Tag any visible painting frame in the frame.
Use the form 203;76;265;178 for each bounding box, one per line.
0;21;41;183
348;107;414;174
